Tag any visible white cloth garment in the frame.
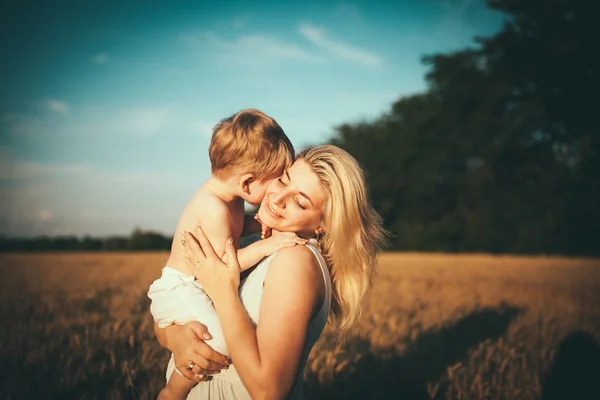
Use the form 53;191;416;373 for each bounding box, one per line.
164;239;332;400
148;267;229;356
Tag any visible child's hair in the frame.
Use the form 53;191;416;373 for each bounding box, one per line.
209;109;294;180
296;145;387;338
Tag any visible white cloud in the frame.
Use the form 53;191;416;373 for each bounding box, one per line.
192;122;216;138
0;183;89;237
0;110;211;236
298;23;383;68
4;106;174;139
444;0;475;14
0;160;88;180
0;164;198;236
431;0;491;50
0;146;89;180
0;166;79;236
232;16;246;29
2;113;43;136
94;171;168;185
0;149;181;236
38;209;54;221
333;3;362;20
181;31;319;66
0;146;162;186
92;53;109;63
44;99;70;114
120;108;169;137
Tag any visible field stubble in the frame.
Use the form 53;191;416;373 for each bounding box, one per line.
1;252;599;399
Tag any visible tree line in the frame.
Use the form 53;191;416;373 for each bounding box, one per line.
0;228;172;252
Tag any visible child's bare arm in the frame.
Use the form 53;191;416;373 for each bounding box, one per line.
237;233;307;271
163;371;197;398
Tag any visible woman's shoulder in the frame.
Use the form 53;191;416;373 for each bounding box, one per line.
266;245;323;286
273;244;320;267
263;245;326;320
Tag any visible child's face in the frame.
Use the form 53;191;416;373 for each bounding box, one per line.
244;177;276;207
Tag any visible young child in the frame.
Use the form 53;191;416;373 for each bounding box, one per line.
148;109;304;400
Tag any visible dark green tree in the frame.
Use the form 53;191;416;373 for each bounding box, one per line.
331;0;599;254
127;227;171;251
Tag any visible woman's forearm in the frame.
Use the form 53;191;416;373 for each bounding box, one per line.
154;322;170;349
213;289;281;399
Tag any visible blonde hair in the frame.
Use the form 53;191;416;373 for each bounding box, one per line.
209;109;294;180
297;145;386;337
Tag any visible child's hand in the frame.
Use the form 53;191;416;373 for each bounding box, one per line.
254;214;272;239
260;232;307;257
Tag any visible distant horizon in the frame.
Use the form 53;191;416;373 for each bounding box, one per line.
0;227;175;239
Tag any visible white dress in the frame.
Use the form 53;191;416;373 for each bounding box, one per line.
165;239;332;400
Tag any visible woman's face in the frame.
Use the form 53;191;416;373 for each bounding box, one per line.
257;159;325;237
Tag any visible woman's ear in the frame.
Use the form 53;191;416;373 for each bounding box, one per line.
240;174;255;195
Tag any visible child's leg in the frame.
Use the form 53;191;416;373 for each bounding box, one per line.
158;369;197;400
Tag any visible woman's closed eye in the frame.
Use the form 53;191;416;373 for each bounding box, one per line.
295;198;306;210
277;177;287;186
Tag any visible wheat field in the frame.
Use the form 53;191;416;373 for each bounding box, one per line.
1;252;599;399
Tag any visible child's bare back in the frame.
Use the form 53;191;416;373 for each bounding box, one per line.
166;185;245;277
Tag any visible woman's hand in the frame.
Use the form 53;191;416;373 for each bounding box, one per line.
158;321;230;381
182;226;241;302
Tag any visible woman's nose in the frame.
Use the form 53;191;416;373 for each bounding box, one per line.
271;191;287;208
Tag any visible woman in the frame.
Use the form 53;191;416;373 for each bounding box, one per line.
154;145;386;399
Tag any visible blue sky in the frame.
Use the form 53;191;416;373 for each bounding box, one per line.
0;0;504;237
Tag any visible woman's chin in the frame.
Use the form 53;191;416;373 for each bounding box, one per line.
257;208;271;225
258;209;280;231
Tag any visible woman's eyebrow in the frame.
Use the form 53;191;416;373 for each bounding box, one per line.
299;191;314;206
286;171;314;206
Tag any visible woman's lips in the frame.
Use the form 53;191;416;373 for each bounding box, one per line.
264;198;283;218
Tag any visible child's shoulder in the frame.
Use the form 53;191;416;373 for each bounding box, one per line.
189;188;232;220
192;189;228;210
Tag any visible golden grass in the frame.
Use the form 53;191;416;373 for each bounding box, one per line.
1;252;599;399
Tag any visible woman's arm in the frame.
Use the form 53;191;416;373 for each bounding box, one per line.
153;321;231;381
220;249;321;399
184;229;322;400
